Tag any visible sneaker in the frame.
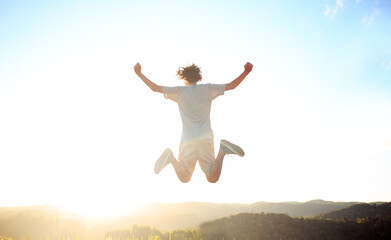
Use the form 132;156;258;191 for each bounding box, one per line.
220;139;245;157
154;148;174;174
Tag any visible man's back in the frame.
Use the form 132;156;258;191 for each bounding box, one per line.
163;84;225;142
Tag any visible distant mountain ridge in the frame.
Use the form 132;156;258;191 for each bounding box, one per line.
137;199;358;218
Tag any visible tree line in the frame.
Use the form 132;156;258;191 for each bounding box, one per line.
103;212;391;240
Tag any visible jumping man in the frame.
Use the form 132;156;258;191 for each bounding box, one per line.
134;62;253;183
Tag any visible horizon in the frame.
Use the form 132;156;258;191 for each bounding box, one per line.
1;0;390;218
0;198;379;219
0;198;382;218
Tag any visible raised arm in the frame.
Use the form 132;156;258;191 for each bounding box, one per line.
225;62;253;91
134;63;163;93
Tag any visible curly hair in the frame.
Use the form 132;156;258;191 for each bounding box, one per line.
176;64;202;84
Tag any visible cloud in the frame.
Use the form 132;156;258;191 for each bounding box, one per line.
336;0;344;8
324;0;344;18
381;60;391;71
362;8;380;26
324;4;331;15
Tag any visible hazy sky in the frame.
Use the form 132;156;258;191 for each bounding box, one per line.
1;0;391;217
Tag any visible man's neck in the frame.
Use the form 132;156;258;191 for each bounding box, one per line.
185;82;198;86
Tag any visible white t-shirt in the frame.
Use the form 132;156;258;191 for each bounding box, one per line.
163;84;225;143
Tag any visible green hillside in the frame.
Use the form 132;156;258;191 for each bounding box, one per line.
317;202;391;220
199;212;391;240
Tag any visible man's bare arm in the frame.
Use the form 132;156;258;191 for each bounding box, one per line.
134;63;163;93
225;62;253;91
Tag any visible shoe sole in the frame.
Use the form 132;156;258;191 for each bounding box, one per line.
154;148;172;174
221;139;245;157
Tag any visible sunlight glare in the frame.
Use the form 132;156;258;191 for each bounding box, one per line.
58;198;145;217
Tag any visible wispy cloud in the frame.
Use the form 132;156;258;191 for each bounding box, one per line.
381;60;391;71
362;8;380;26
324;4;331;16
324;0;344;18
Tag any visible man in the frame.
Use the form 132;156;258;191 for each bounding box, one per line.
134;62;253;183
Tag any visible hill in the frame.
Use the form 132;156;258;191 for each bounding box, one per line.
129;199;357;229
199;212;391;240
0;205;86;240
317;202;391;220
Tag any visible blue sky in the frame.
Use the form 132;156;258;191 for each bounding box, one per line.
1;0;390;216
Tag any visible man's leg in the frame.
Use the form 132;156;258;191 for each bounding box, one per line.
206;139;245;183
206;149;226;183
170;155;193;183
155;145;195;183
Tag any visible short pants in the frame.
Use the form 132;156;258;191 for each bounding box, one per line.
178;138;215;176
